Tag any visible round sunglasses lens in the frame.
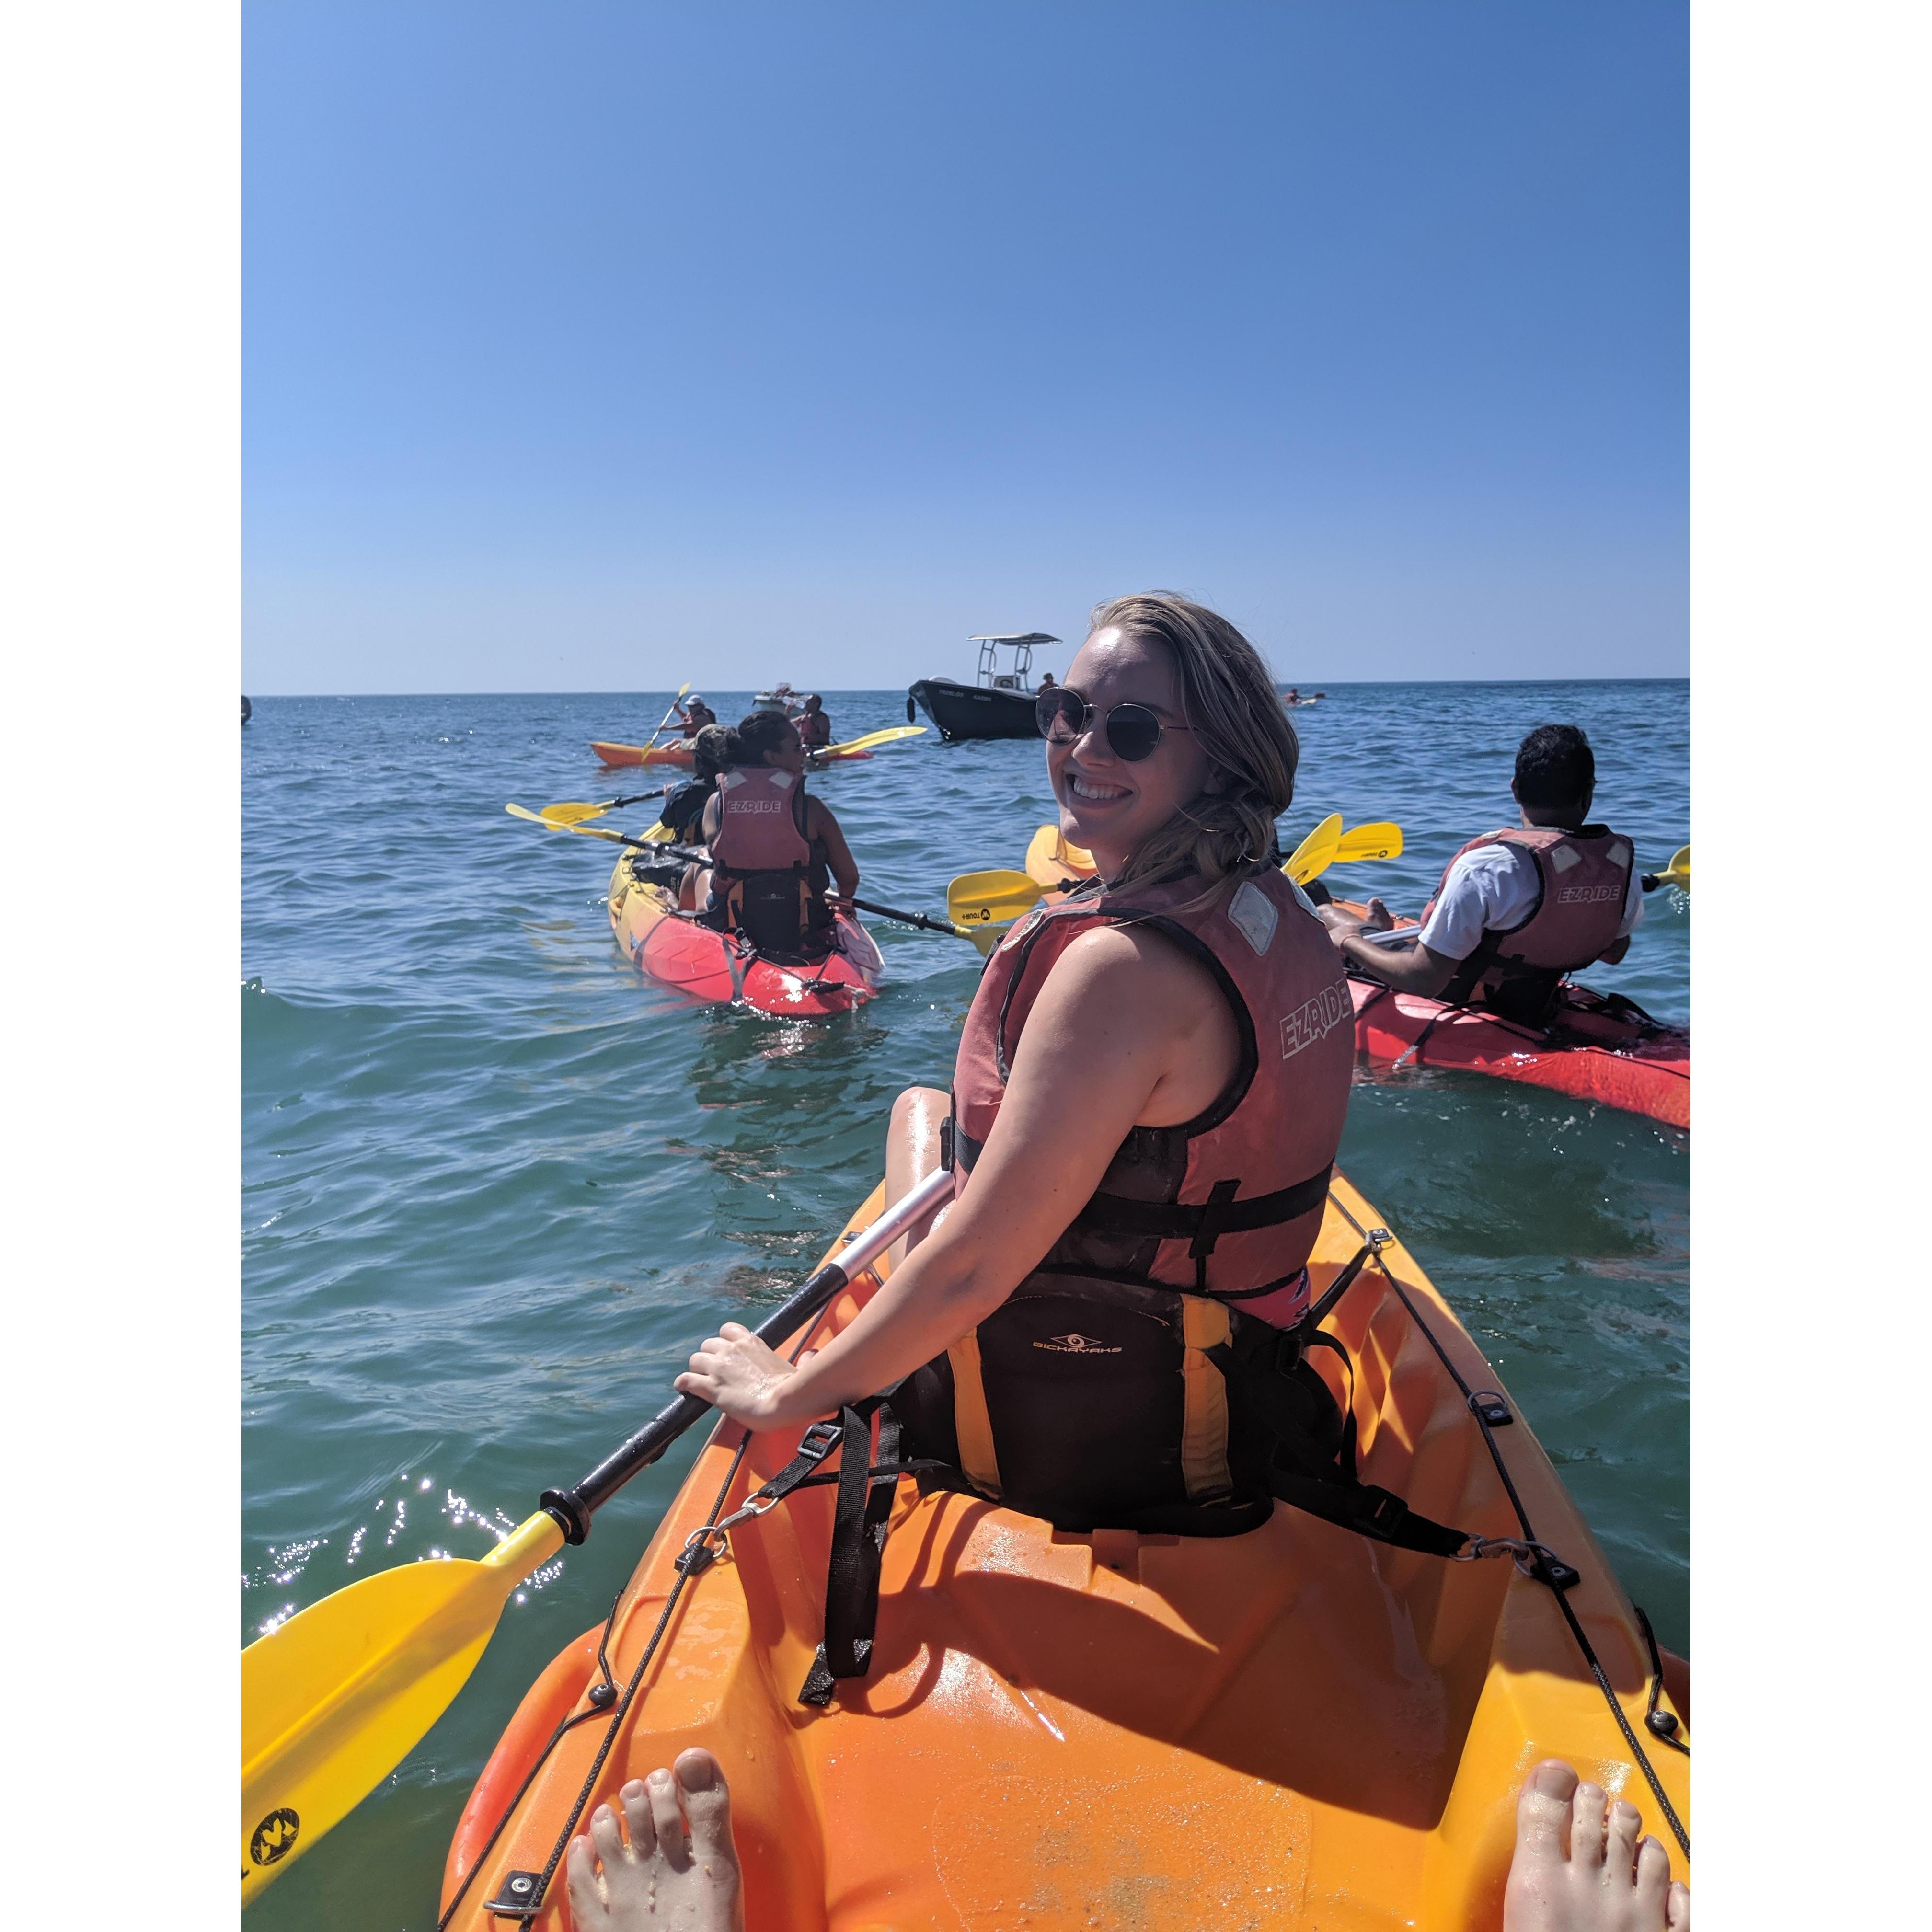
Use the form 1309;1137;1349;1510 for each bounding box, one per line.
1105;705;1163;761
1036;690;1080;739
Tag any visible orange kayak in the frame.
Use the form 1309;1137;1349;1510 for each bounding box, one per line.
441;1171;1690;1930
593;739;877;770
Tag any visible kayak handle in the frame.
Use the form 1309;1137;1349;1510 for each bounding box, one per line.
540;1165;956;1543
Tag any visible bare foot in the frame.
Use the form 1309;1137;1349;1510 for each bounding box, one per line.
1504;1760;1689;1932
1360;897;1394;931
564;1748;745;1932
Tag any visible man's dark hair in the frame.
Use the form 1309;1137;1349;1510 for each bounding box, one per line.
1514;724;1595;810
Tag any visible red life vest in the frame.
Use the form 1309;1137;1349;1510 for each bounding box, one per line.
894;865;1356;1534
708;766;812;875
797;710;832;748
1422;825;1634;1016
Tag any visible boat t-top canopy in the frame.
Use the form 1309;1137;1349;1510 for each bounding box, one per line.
970;632;1060;692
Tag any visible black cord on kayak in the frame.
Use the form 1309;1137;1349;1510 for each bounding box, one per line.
434;1435;753;1932
1325;1192;1691;1861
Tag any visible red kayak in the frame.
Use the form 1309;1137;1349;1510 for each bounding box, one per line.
592;739;875;770
607;855;883;1017
1336;901;1689;1128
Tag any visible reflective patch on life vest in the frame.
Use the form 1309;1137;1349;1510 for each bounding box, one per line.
1227;879;1279;957
1549;842;1582;873
1279;979;1350;1059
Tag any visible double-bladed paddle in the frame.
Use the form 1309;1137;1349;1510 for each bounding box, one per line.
240;1164;957;1902
814;724;928;759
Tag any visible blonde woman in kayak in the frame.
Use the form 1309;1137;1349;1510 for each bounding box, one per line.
680;592;1356;1535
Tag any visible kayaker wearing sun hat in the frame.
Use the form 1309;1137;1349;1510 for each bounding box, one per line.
1320;723;1642;1026
675;695;718;736
695;711;860;957
681;592;1375;1549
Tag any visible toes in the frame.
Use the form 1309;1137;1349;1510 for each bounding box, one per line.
565;1834;608;1926
1513;1759;1578;1866
1633;1833;1673;1910
618;1777;658;1863
1569;1780;1609;1870
1605;1797;1644;1879
588;1801;626;1869
648;1765;690;1867
676;1748;738;1867
1666;1878;1692;1929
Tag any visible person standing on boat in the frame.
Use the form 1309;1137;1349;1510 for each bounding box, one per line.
796;694;833;749
696;711;859;958
680;592;1363;1541
1318;723;1642;1025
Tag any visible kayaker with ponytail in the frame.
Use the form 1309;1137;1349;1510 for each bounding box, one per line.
696;711;859;958
658;724;729;847
680;592;1361;1540
1320;723;1643;1025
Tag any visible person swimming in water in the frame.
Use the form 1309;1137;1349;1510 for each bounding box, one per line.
562;1750;1690;1932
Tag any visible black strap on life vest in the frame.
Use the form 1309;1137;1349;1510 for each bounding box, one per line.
1072;1166;1333;1252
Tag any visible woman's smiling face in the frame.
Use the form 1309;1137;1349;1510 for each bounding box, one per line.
1047;627;1216;874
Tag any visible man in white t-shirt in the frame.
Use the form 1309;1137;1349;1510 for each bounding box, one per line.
1319;724;1642;1021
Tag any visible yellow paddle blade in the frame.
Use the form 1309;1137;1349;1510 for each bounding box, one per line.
240;1512;564;1902
533;801;612;826
1653;844;1690;891
1283;813;1345;886
1024;824;1095;887
820;724;928;757
1333;821;1403;864
506;803;630;845
948;868;1044;932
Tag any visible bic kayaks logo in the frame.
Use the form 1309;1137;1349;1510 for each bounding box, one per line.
1034;1332;1123;1354
1280;980;1351;1059
250;1808;300;1867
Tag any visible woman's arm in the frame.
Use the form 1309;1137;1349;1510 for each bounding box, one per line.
809;801;861;899
676;923;1238;1431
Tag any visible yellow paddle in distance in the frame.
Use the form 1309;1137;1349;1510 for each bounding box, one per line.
241;1166;957;1901
1643;844;1690;893
506;805;695;856
816;724;928;758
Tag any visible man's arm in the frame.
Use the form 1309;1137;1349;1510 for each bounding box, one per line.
1327;923;1463;996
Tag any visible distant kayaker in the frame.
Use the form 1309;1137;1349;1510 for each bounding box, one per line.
796;693;832;749
658;724;729;848
1285;686;1301;706
1320;724;1643;1025
679;591;1361;1543
695;711;860;957
675;695;718;737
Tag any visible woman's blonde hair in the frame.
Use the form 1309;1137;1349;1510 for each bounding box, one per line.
1086;591;1298;895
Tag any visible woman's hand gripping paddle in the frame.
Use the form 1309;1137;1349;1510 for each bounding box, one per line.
240;1165;957;1902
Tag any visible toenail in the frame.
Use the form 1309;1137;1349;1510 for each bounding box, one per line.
1530;1762;1575;1798
677;1754;717;1792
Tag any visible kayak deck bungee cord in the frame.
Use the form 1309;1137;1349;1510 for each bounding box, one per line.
438;1170;1689;1932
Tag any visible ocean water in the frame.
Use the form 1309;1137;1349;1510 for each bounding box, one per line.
243;680;1689;1928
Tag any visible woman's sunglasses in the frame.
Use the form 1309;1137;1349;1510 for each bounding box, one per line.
1035;686;1192;762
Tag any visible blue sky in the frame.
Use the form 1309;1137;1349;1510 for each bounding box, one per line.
244;1;1687;694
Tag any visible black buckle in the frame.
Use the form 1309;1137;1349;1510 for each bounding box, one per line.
1469;1390;1514;1427
794;1418;844;1462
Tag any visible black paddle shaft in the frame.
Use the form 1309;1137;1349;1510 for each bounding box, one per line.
539;1257;853;1543
848;896;963;937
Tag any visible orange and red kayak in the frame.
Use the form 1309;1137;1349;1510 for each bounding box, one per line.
593;739;876;770
607;853;883;1017
440;1171;1689;1931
